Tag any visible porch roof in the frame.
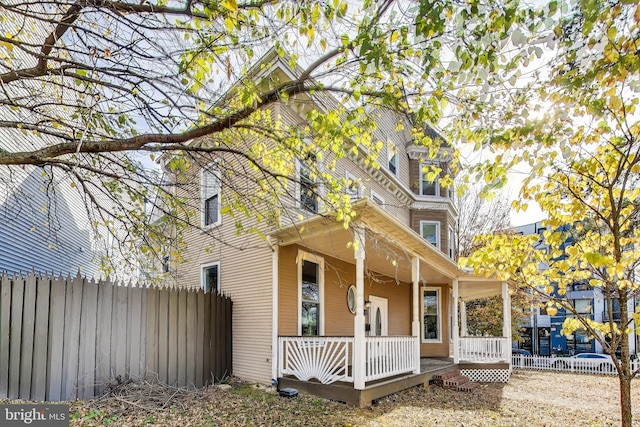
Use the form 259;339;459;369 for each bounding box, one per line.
458;274;505;301
269;199;501;298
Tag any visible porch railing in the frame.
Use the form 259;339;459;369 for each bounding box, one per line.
365;336;418;382
278;335;419;385
278;337;353;384
459;337;510;362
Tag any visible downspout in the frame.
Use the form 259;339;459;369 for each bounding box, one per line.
267;236;279;383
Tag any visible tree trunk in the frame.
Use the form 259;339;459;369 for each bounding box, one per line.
618;291;632;427
619;374;632;427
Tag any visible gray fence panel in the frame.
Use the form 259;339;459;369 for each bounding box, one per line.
0;274;232;401
0;273;11;397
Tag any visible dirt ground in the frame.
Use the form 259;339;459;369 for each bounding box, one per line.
5;370;640;426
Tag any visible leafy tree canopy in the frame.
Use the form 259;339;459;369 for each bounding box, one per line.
0;0;554;277
461;2;640;425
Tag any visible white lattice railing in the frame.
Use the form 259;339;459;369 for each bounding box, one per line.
278;337;353;384
459;337;510;362
365;336;418;382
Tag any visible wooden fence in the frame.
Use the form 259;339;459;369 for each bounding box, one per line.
0;272;232;401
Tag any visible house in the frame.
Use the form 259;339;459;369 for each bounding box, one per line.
164;50;512;405
0;165;99;278
513;221;638;357
0;5;124;280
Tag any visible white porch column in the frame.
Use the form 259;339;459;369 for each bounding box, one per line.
453;279;459;364
502;281;512;362
353;226;366;390
411;257;420;374
460;300;468;337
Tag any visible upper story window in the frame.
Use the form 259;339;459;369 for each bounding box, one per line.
420;165;439;196
299;153;318;213
572;299;593;316
201;163;221;228
345;171;362;200
388;142;398;176
420;220;440;248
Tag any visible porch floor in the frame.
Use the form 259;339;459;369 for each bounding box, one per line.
278;357;457;408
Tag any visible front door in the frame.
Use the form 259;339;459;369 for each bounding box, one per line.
369;295;388;336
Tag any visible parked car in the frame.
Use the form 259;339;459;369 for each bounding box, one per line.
552;353;616;372
512;348;534;366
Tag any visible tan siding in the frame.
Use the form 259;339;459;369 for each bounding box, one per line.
174;157;275;384
278;244;411;338
278;245;298;336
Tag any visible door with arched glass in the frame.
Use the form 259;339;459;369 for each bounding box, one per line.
368;296;388;336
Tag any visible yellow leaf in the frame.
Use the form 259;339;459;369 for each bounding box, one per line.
221;0;238;12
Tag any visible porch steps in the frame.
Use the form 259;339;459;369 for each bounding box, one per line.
433;370;480;392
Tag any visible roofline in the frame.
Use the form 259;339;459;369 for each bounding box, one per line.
269;198;462;278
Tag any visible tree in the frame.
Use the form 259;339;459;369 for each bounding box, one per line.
454;182;530;341
461;2;640;426
455;181;511;259
0;0;552;278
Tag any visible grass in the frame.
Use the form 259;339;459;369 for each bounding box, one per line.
5;370;639;426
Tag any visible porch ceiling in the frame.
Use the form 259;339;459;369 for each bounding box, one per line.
269;200;459;285
458;275;504;301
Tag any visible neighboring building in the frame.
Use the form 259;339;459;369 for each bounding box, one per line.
0;4;122;280
514;221;637;357
162;50;512;405
0;165;100;278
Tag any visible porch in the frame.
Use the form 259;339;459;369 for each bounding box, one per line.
270;201;512;405
277;335;511;406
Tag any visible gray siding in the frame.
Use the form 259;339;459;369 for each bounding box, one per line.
0;166;100;278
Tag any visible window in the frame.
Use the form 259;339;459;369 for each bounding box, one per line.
566;329;593;353
604;299;621;322
388;142;398;176
201;262;220;293
420;164;439;196
420;221;440;248
299;153;318;213
371;190;385;207
201;164;221;228
448;226;455;259
422;288;441;342
571;281;590;291
573;299;593;315
345;172;361;200
162;255;170;274
299;252;324;336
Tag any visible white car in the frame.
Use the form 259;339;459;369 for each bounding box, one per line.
552;353;616;372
